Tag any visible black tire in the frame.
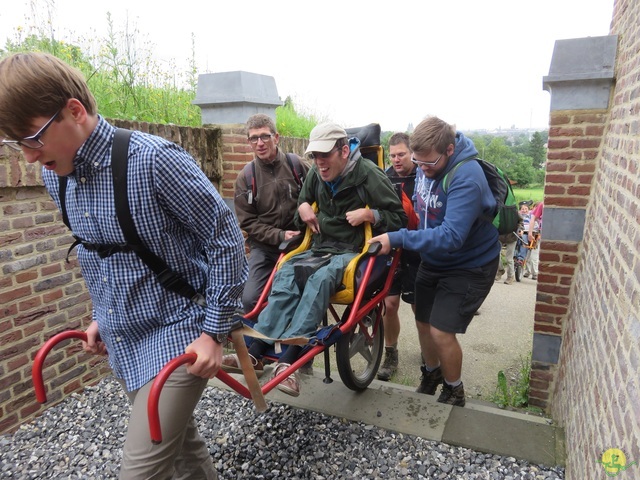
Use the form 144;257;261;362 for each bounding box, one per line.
515;260;522;282
335;304;385;391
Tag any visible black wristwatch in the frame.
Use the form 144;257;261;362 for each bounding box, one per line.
205;332;227;344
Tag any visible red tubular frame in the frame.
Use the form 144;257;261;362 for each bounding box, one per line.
147;248;402;443
32;330;88;403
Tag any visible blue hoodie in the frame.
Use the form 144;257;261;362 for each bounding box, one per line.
387;132;500;269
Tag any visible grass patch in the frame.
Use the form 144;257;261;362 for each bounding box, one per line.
513;186;544;205
490;354;542;413
394;374;418;387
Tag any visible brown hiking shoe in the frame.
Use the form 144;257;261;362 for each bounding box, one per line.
504;276;514;285
437;382;466;406
377;346;399;381
415;365;443;395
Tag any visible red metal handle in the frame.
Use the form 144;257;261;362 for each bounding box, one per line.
147;353;197;444
32;330;88;403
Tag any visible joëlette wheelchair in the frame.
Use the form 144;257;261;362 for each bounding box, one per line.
32;123;403;444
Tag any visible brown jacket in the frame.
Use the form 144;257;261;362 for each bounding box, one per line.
234;149;310;250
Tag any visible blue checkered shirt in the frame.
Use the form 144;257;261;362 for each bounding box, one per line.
43;117;248;391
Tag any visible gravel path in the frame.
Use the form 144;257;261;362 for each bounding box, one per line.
1;377;564;479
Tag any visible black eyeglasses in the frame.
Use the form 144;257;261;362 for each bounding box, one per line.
308;146;340;161
1;109;62;151
247;134;274;144
411;153;443;168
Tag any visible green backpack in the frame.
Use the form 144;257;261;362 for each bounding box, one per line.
442;158;519;235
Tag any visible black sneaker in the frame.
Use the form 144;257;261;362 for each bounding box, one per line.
377;346;399;381
437;382;466;406
415;365;443;395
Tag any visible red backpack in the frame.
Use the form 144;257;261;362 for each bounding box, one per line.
392;182;419;230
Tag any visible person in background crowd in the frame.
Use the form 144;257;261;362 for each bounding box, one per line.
525;201;544;280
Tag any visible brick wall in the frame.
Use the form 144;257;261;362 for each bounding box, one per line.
546;0;640;477
0;119;222;434
528;110;605;408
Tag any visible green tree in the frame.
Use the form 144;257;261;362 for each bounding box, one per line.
506;153;538;187
529;131;547;169
2;21;203;127
483;137;513;171
381;131;392;166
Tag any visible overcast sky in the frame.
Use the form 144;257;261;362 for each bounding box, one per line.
1;0;615;132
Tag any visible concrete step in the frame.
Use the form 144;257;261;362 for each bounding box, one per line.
208;367;565;468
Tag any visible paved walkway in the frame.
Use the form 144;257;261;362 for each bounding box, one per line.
393;273;538;400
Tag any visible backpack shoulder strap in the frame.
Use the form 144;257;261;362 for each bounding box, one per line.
111;128;206;307
285;152;305;188
442;157;475;193
244;153;304;206
58;176;71;230
112;129;140;245
242;160;257;205
58;175;84;262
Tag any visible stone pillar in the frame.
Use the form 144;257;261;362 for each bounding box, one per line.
193;71;282;125
528;35;617;409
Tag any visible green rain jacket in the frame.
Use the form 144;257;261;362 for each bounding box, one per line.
295;139;407;254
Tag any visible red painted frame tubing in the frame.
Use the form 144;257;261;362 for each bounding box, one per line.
147;353;254;444
147;353;196;444
148;246;402;444
32;330;87;403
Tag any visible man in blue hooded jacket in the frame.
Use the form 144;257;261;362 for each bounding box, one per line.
370;116;500;406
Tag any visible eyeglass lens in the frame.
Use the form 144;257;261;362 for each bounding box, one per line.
309;146;340;161
1;109;61;151
248;134;273;144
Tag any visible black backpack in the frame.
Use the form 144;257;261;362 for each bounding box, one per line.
58;129;206;306
442;158;520;236
243;153;305;205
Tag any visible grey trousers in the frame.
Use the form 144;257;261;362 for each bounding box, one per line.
116;366;217;480
242;244;281;313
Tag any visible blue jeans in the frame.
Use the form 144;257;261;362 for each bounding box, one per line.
254;250;357;341
516;234;529;260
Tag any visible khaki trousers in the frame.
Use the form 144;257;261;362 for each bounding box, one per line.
116;366;217;480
